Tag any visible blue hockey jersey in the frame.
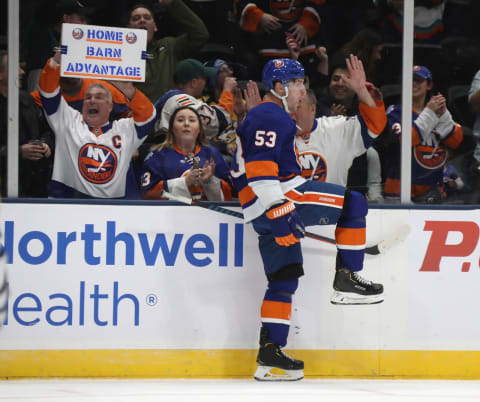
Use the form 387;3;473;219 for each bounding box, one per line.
232;101;305;221
140;145;232;201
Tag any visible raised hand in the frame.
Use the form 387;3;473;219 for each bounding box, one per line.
223;76;238;93
315;46;328;75
244;80;262;111
342;54;376;107
288;23;308;46
286;32;300;60
110;80;136;101
342;54;366;93
233;87;247;122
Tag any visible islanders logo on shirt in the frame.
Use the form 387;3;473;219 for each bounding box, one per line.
298;152;327;181
413;144;447;170
78;144;118;184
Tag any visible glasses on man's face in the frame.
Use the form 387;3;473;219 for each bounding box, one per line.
413;75;426;84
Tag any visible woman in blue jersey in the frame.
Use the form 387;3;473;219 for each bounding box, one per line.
139;106;232;201
383;65;464;202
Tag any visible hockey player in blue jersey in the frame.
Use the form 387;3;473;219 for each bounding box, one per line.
232;56;385;381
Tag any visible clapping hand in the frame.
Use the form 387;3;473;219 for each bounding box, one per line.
199;158;216;183
426;93;446;116
331;103;347;116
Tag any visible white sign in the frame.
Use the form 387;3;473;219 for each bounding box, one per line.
2;204;480;352
60;23;147;82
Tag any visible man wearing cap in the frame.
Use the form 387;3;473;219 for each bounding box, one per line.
152;59;232;141
128;0;209;103
383;65;465;203
201;59;248;157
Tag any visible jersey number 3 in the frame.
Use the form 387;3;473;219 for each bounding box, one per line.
255;130;277;148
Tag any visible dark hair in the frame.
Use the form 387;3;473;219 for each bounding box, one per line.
155;106;208;151
339;28;384;82
128;3;154;20
328;54;348;78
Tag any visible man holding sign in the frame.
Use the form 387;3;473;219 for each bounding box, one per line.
38;51;156;198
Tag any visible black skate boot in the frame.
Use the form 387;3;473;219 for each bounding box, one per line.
330;267;384;305
254;327;304;381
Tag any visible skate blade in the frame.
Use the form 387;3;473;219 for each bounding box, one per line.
254;366;304;381
330;290;384;305
377;224;411;254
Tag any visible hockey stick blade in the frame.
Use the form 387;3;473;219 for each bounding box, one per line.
376;223;411;254
160;191;403;255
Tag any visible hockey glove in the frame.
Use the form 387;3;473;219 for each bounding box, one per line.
266;200;305;246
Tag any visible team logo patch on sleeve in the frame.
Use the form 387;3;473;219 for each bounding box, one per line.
78;144;118;184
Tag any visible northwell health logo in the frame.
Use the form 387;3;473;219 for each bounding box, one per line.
1;221;244;268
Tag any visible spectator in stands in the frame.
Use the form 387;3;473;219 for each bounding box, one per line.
139;106;232;201
26;0;94;92
286;42;381;197
127;0;209;102
383;65;464;203
185;0;236;46
294;84;386;203
154;59;232;142
235;0;322;79
334;28;384;85
468;70;480;167
316;58;359;118
202;59;248;158
38;52;156;199
376;0;446;44
285;34;329;92
315;0;376;55
0;50;54;197
31;77;131;121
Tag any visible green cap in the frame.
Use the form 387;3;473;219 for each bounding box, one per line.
173;58;217;85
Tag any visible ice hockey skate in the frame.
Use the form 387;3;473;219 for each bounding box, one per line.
254;328;304;381
330;267;384;305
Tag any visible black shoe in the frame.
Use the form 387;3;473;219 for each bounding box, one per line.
331;268;384;305
254;327;304;381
